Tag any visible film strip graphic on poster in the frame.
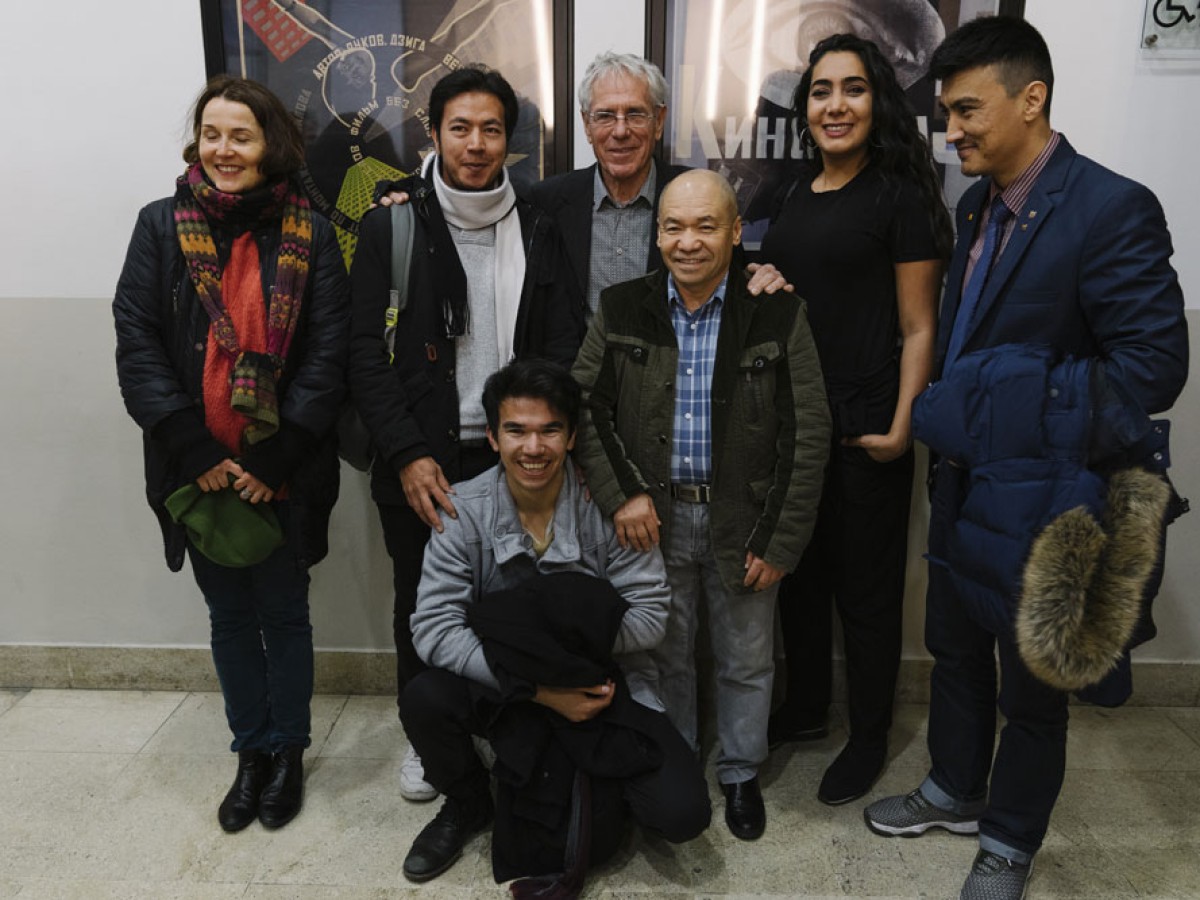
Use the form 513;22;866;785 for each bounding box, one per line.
647;0;1026;249
201;0;572;268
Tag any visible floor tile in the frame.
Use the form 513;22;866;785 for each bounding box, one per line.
8;881;248;899
0;690;27;717
2;690;1199;899
1164;706;1200;747
318;694;407;760
0;690;185;754
1065;706;1200;771
245;887;467;899
140;692;347;757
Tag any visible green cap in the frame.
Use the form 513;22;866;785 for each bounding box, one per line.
164;483;285;568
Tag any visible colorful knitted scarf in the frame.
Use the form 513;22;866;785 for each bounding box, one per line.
174;162;312;446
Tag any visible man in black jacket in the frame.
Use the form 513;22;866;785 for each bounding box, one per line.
528;52;685;318
528;51;788;316
348;65;580;803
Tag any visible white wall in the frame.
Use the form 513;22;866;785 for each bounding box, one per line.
1;0;1197;664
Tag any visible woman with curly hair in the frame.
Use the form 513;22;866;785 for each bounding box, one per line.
760;33;951;805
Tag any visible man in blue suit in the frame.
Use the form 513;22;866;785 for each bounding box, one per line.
863;17;1188;900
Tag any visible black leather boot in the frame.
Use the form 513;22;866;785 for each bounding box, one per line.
402;794;493;882
258;745;305;829
218;749;272;833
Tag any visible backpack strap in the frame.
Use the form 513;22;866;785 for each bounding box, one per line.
385;202;415;362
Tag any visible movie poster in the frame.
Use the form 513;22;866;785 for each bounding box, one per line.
661;0;1009;249
208;0;559;266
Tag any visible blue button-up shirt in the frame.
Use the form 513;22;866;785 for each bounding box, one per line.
668;274;726;484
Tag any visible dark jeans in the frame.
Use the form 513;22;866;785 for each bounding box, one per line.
187;504;313;753
923;466;1069;860
378;444;497;709
775;445;913;744
400;669;711;844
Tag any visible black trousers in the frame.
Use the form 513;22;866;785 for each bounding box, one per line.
400;668;712;845
377;444;497;708
775;444;914;744
924;462;1068;858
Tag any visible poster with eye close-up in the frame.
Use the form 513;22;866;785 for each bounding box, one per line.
202;0;570;267
651;0;1025;249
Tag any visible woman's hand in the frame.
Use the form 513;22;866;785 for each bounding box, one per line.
196;458;244;493
232;469;276;505
842;430;911;463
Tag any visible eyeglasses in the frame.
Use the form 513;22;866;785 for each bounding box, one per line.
586;110;658;131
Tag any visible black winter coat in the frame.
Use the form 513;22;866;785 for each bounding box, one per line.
349;175;582;506
114;189;350;571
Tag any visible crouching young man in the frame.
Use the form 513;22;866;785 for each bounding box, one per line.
399;359;711;885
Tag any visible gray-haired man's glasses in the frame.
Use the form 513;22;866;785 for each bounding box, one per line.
587;110;657;131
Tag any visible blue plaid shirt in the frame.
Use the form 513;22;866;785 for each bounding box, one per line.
668;274;726;484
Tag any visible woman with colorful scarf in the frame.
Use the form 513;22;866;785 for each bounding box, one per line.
114;76;349;833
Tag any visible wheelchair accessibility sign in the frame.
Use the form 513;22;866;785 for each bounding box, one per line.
1142;0;1200;55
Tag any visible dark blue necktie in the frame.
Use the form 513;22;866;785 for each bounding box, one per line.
945;196;1013;368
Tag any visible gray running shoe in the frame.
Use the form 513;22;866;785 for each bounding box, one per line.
959;849;1032;900
863;787;980;837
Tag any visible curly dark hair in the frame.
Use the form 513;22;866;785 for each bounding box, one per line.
183;75;305;179
793;33;951;257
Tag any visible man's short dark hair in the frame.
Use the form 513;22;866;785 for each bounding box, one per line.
482;360;582;435
428;64;520;141
929;16;1054;117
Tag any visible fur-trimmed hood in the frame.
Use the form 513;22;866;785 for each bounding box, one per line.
1017;468;1171;691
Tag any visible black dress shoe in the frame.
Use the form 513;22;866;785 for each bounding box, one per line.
767;713;829;749
218;749;272;833
258;745;305;828
403;795;493;882
722;777;766;840
817;739;887;806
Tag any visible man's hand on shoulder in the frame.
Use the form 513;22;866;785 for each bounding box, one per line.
399;455;457;532
745;262;793;296
613;493;661;552
534;681;615;722
375;190;411;209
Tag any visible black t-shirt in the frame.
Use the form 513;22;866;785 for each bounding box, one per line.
759;163;941;438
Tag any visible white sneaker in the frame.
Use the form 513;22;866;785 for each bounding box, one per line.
400;744;438;802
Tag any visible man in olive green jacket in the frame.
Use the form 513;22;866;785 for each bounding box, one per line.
571;170;830;840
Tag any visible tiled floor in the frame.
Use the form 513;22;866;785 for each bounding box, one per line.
1;688;1198;899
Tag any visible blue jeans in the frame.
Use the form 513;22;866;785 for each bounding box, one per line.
655;500;777;784
187;504;313;753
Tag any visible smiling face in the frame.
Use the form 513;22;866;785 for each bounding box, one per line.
583;71;665;199
198;96;268;194
432;90;508;191
806;50;874;168
657;171;742;308
939;63;1047;187
487;396;576;501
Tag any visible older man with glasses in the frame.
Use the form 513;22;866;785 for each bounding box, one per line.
530;51;787;317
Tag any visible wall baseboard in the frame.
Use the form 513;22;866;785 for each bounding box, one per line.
2;645;1198;706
